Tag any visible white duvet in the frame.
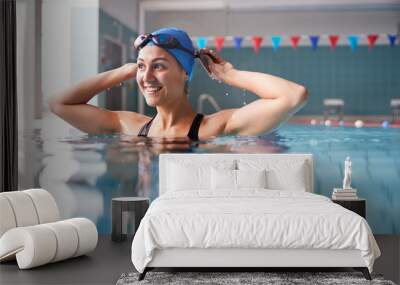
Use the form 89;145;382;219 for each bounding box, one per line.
131;190;380;273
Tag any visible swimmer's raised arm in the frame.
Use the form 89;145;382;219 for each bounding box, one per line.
205;49;308;136
222;69;308;135
48;63;138;134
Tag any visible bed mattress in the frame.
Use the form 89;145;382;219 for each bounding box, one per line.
131;190;380;273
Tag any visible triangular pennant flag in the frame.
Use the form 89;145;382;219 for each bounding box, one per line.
367;34;379;50
348;35;359;51
214;36;225;52
196;37;207;49
309;35;319;51
271;35;282;51
233;36;243;50
328;35;340;50
388;34;397;47
290;36;301;49
252;36;263;54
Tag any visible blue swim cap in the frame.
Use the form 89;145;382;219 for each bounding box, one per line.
145;27;195;81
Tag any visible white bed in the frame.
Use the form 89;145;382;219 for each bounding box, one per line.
131;153;380;280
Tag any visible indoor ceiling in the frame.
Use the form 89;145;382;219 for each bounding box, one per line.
138;0;400;12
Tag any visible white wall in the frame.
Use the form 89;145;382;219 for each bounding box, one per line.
41;0;100;140
42;0;99;108
16;0;36;131
16;0;38;188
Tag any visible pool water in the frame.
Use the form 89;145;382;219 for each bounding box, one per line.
24;123;400;234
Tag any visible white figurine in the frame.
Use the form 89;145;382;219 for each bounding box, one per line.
342;156;352;189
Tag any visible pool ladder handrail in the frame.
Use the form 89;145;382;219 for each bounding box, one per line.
197;93;221;113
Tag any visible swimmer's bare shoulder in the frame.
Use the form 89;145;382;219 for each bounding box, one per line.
200;109;236;138
113;111;151;135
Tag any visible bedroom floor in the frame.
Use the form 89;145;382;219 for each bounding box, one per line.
0;235;399;285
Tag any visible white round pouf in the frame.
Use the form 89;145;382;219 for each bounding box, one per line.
24;189;60;223
0;218;98;269
66;218;98;257
0;226;57;269
43;221;79;262
0;192;39;227
0;189;98;269
0;196;17;237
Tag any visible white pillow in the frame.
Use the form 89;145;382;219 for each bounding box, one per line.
236;169;267;189
266;162;308;191
167;162;209;191
166;159;236;192
238;159;309;191
211;168;267;190
211;168;236;190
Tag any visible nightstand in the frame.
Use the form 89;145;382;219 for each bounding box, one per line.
332;198;366;218
111;197;149;242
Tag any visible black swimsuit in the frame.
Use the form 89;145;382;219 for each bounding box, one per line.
138;113;204;141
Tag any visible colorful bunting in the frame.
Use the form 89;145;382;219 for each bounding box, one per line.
290;36;301;49
197;33;395;52
252;36;263;54
196;37;207;49
309;35;319;51
271;35;282;51
388;34;397;47
328;35;340;50
348;35;359;51
214;36;225;52
367;34;379;50
233;36;243;50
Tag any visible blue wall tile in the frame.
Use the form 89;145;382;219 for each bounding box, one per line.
188;46;400;116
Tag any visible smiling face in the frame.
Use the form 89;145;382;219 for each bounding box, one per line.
136;46;187;107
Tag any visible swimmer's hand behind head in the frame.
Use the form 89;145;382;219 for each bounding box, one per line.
197;49;214;75
197;48;234;82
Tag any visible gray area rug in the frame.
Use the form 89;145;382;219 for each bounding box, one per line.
116;271;396;285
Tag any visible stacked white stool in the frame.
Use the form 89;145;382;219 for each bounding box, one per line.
0;189;98;269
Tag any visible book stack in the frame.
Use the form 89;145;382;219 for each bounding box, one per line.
332;188;358;200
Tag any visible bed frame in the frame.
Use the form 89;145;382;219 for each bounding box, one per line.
139;153;371;280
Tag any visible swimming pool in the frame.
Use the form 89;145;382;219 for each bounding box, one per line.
24;123;400;234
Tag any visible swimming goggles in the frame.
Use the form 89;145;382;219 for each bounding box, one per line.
134;33;195;57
